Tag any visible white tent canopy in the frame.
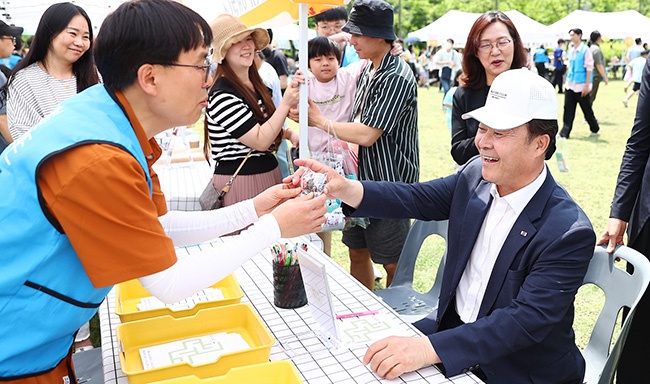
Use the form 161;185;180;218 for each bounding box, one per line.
0;0;126;35
407;10;480;47
505;10;560;46
549;10;650;41
407;10;561;47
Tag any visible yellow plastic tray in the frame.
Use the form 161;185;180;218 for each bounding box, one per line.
150;361;303;384
117;303;274;384
115;274;243;322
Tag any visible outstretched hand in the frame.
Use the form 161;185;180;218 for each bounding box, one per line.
271;193;327;237
253;184;302;217
283;158;365;209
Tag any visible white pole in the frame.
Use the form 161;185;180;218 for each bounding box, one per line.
298;3;309;159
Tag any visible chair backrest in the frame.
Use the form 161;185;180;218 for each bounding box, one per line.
391;219;448;294
581;245;650;384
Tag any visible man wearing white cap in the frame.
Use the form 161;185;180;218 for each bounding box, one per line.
291;68;595;382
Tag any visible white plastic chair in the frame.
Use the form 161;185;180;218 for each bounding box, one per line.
581;245;650;384
375;220;448;324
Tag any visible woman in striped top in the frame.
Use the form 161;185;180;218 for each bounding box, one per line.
7;3;100;140
205;14;301;208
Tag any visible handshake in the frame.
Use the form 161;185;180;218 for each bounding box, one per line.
252;159;364;238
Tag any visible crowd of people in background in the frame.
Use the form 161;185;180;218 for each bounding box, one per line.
2;1;650;383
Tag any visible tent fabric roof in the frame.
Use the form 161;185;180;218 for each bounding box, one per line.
549;9;650;40
407;9;650;47
407;10;559;47
1;1;126;35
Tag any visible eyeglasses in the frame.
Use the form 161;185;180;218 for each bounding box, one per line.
150;54;217;83
0;36;16;44
477;38;512;53
317;24;344;33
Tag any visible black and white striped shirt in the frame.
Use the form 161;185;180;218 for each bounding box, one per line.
351;53;419;183
7;63;78;140
205;77;277;175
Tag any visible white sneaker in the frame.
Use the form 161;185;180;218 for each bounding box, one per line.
623;99;628;108
373;264;383;280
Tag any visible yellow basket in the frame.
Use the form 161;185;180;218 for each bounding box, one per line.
117;303;274;384
150;361;303;383
115;274;243;322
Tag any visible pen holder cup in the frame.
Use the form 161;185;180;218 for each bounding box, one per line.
272;262;307;309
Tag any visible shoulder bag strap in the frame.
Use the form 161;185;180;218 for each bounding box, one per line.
221;149;254;194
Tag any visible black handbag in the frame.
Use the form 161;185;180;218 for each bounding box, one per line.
199;149;253;210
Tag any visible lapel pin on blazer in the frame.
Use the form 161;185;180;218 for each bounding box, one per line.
520;230;528;237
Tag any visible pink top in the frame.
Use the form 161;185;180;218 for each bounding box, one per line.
308;61;365;153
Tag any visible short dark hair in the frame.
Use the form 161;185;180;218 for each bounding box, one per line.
636;37;642;45
527;119;558;160
313;6;348;23
308;36;342;65
590;30;601;43
557;38;565;45
94;0;212;91
569;28;582;36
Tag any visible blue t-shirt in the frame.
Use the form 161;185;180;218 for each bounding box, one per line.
443;86;457;133
554;47;564;70
0;54;21;69
342;44;360;67
534;48;549;63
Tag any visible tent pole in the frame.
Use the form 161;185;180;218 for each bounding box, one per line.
298;3;309;160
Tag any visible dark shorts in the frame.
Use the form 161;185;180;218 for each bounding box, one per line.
342;218;411;265
633;82;642;91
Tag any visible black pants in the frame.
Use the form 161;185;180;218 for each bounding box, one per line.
552;67;565;92
535;62;547;79
617;220;650;383
559;89;599;138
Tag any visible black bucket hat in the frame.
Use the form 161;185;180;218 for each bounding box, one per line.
342;0;397;41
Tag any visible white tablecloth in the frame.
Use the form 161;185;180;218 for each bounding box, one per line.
153;161;213;211
100;237;480;384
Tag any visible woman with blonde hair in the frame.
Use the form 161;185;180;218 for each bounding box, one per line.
204;14;301;208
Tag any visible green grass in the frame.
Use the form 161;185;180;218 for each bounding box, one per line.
327;78;638;349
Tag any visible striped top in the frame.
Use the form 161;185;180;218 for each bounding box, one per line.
351;53;419;183
205;77;277;175
7;63;78;140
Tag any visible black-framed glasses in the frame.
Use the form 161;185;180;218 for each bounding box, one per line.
477;38;512;53
0;36;16;44
150;56;217;83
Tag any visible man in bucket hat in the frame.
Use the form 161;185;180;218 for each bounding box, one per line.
297;0;419;290
291;68;594;382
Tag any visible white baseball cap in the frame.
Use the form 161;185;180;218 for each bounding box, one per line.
462;68;558;130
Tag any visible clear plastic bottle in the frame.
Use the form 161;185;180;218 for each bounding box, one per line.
555;136;569;172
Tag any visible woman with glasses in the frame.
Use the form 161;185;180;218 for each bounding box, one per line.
450;11;528;165
6;2;100;140
204;14;301;216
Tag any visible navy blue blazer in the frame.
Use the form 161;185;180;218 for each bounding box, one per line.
610;57;650;245
350;159;595;383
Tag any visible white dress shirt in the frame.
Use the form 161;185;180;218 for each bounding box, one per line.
456;166;547;323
